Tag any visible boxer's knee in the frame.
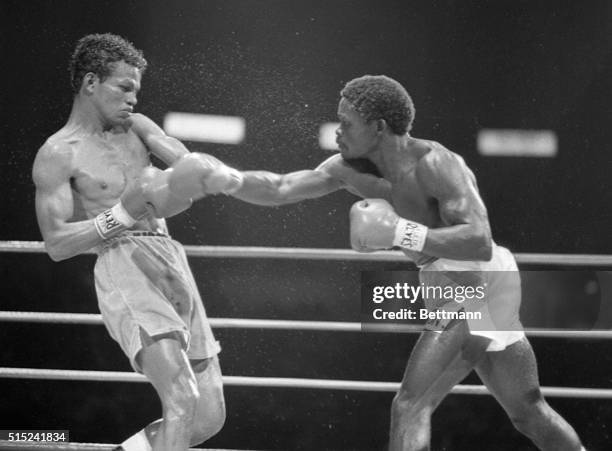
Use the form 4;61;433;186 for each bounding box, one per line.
391;388;432;423
191;398;225;445
507;390;548;436
190;358;226;444
162;367;200;427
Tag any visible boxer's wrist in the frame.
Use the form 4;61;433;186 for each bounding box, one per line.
393;218;428;252
111;201;138;226
93;202;137;240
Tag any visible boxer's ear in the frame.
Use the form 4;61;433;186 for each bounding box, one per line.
376;119;388;134
82;72;98;95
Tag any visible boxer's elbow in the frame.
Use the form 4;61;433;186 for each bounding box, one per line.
475;242;492;261
147;135;188;166
277;170;333;204
271;175;305;204
236;172;290;206
45;242;71;262
44;236;78;262
450;226;492;261
472;229;492;261
276;179;299;204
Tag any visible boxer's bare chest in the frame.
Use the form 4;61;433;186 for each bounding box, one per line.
69;130;150;208
389;164;441;228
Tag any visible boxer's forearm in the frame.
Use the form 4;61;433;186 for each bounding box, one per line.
233;170;341;206
232;171;301;206
41;219;108;261
145;134;189;166
422;224;492;261
35;181;110;261
130;113;189;166
350;199;492;261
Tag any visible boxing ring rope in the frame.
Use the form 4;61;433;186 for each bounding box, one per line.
1;367;611;399
3;240;612;266
2;310;612;399
2;311;612;339
2;239;612;449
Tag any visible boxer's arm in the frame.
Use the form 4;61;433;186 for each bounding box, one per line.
416;151;492;261
129;113;189;166
232;154;391;206
33;143;104;261
316;154;392;201
232;169;343;206
130;114;243;197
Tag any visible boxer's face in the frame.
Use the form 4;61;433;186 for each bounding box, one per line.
88;60;141;128
336;97;379;159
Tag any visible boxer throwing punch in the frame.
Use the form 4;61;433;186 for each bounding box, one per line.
233;75;584;450
33;34;241;451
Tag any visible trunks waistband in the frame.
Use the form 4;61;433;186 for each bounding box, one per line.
96;231;171;253
418;242;503;271
118;231;169;238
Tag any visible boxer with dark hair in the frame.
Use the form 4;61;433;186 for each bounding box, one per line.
33;33;241;451
233;75;584;450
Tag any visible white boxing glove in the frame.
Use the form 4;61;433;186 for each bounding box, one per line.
168;153;244;200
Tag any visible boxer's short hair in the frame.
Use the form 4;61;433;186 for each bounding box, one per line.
341;75;415;134
69;33;147;94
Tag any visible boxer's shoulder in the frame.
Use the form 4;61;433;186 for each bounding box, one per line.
413;141;467;187
33;143;75;190
34;133;75;173
315;153;344;173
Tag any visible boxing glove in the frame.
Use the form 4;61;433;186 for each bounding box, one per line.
168;152;244;201
350;199;428;252
140;167;193;218
93;175;146;240
93;167;192;240
93;153;244;240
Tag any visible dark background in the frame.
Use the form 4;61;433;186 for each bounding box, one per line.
1;1;612;449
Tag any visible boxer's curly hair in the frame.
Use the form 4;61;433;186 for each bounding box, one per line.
341;75;415;134
69;33;147;94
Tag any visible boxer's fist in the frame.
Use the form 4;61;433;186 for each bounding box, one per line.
350;199;399;252
168;153;244;201
96;152;245;241
93;166;193;240
119;175;150;221
94;174;148;239
140;167;192;218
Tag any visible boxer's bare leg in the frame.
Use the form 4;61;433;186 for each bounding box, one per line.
389;319;490;450
475;338;583;451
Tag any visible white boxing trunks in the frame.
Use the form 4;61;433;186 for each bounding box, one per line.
94;232;221;372
419;243;525;351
